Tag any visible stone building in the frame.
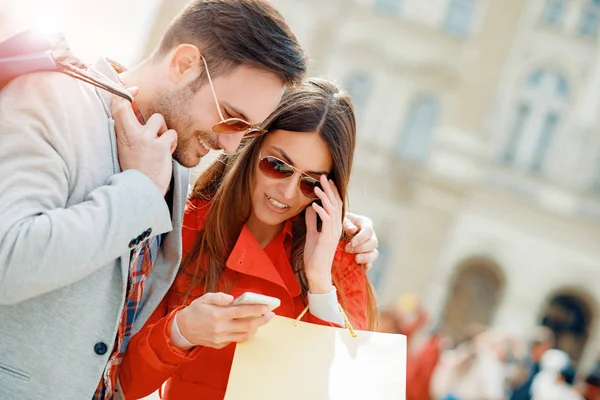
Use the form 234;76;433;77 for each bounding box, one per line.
139;0;600;370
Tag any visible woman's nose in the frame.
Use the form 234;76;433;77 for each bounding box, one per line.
281;175;300;200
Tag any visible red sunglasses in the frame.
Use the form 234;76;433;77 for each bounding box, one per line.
258;152;324;198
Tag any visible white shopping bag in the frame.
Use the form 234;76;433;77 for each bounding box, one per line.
224;315;406;400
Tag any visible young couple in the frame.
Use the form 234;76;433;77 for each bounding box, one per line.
0;1;378;399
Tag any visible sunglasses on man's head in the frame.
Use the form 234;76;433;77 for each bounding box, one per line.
258;152;324;199
201;56;267;138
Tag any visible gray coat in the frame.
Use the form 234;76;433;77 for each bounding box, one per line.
0;59;188;399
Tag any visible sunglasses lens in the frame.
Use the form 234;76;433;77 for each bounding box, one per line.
300;177;321;198
213;118;252;134
259;156;294;179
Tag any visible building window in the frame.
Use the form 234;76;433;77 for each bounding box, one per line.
443;0;477;37
345;72;372;126
579;0;600;37
542;0;567;27
502;103;531;164
396;94;440;163
531;112;560;172
373;0;402;15
501;69;569;172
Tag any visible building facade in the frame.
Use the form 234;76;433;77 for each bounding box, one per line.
144;0;600;369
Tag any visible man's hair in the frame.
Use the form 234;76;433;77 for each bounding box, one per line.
153;0;307;86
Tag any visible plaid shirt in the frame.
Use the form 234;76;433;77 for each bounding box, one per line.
93;236;161;399
93;74;156;398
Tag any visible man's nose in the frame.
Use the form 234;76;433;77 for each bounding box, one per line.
218;131;245;155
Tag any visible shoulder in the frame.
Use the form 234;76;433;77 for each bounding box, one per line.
0;71;105;135
2;70;98;108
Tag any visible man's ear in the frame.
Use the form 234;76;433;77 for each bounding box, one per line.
167;44;202;84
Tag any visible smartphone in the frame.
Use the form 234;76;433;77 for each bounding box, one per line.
232;292;281;312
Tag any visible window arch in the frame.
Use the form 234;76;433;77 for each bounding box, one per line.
501;69;570;172
579;0;600;37
442;258;505;343
540;290;596;362
396;94;440;163
542;0;567;27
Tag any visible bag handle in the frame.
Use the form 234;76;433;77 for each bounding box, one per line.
294;304;358;338
0;29;133;102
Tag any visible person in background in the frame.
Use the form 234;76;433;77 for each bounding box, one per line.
581;364;600;400
510;326;555;400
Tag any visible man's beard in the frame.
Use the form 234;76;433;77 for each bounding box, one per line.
146;87;204;168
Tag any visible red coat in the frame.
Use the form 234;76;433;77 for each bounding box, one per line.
119;199;369;400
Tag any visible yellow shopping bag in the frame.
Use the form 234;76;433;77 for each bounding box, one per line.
224;315;407;400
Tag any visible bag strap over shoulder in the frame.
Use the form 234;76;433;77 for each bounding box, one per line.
0;29;133;102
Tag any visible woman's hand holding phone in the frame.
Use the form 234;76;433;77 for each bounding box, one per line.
174;292;275;350
303;175;343;294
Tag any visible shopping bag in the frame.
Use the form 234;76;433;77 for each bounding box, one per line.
0;28;131;101
224;315;407;400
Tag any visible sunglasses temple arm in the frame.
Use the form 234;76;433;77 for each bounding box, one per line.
201;56;225;121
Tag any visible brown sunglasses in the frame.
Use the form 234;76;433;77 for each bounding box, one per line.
258;151;324;198
201;56;267;138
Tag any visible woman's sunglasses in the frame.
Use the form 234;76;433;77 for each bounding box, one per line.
202;56;267;138
258;152;324;199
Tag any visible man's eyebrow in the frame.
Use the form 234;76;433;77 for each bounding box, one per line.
222;101;249;122
271;146;329;176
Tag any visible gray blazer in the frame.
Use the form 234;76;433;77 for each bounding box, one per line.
0;59;188;399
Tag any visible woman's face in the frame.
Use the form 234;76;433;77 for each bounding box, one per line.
250;129;333;228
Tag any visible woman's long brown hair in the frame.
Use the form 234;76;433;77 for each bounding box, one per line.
181;78;378;330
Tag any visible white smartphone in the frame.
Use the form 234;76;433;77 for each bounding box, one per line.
232;292;281;312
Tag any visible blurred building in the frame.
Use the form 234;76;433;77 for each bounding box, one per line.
144;0;600;370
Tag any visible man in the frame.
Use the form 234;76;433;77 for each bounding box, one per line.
0;1;379;399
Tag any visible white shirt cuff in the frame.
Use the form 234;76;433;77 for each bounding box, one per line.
308;287;345;326
169;311;194;350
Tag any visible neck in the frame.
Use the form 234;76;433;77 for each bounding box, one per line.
118;58;161;121
246;212;284;248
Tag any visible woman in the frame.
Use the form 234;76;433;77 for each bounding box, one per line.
118;78;377;399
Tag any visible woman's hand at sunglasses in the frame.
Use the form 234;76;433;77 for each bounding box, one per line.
303;175;343;295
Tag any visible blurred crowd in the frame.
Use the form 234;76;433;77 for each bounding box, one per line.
378;298;600;400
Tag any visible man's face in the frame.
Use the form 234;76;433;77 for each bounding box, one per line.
149;65;284;168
